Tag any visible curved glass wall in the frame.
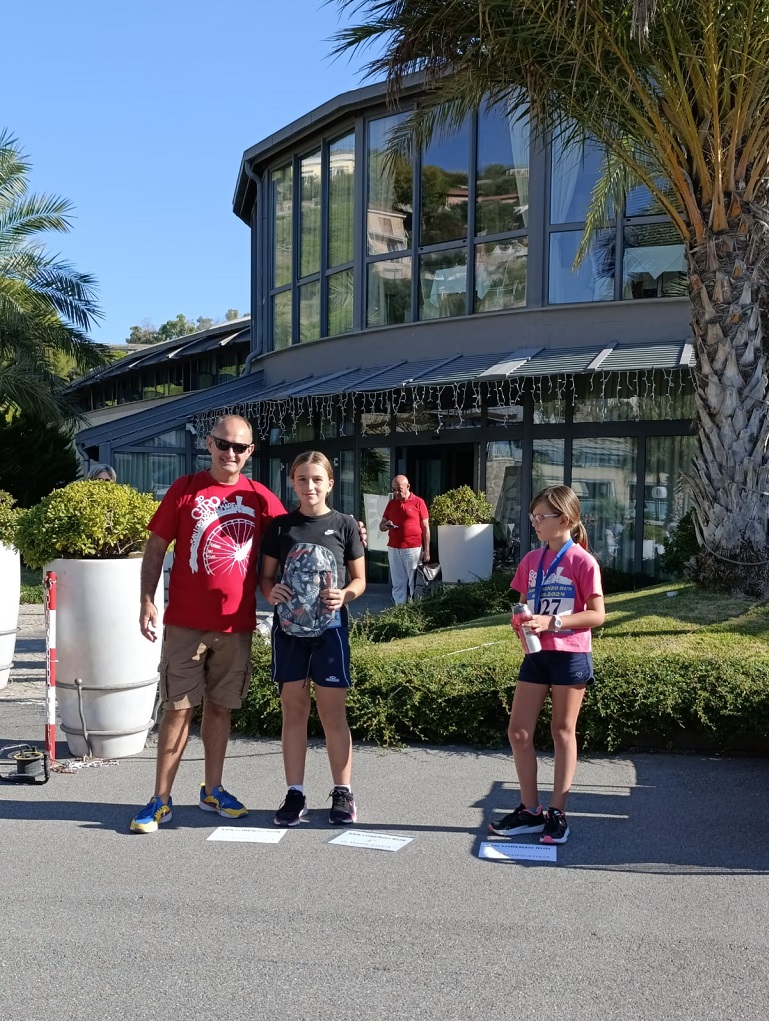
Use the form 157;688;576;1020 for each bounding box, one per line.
263;100;684;348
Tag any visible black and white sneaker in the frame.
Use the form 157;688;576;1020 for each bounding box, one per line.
328;787;357;825
274;788;308;827
540;807;569;844
489;803;545;836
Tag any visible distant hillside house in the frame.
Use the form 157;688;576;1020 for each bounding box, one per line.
71;76;695;578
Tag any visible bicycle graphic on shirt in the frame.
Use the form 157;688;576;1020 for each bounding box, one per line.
201;516;254;577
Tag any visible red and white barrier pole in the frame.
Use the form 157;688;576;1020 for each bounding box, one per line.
44;571;57;762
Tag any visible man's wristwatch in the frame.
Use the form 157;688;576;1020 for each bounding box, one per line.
552;615;563;631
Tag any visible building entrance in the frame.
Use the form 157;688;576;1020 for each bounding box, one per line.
401;443;475;509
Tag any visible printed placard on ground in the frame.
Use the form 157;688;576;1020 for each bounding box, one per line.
207;826;287;843
479;841;557;863
329;830;414;852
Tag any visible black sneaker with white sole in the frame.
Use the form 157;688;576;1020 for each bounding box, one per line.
488;803;545;836
328;787;357;825
274;788;308;827
540;807;569;844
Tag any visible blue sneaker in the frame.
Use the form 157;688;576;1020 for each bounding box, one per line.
130;795;173;834
199;784;248;818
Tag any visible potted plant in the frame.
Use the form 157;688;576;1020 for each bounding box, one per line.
430;485;495;583
15;481;161;758
0;490;21;689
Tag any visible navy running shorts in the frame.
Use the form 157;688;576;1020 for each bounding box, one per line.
518;650;594;687
271;619;352;691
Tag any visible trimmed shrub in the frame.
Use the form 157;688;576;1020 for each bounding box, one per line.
430;485;494;525
0;489;20;547
15;480;158;568
236;587;769;754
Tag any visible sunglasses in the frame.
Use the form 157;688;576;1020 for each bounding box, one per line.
210;435;252;454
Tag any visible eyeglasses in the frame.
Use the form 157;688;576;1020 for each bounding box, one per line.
210;435;252;455
529;512;560;525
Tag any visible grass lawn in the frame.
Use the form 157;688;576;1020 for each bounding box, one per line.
360;581;768;661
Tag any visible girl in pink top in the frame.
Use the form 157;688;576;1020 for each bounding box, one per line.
489;485;605;845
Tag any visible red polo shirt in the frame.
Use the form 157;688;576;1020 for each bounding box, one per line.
382;493;429;550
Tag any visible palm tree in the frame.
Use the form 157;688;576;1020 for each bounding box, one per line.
0;129;107;425
335;0;769;593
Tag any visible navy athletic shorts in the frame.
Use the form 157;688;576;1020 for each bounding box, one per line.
271;619;352;691
518;650;594;687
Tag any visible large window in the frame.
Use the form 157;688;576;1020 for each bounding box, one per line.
263;99;685;347
547;135;686;304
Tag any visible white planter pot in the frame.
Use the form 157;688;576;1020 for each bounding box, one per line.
437;524;494;584
46;557;164;758
0;543;20;689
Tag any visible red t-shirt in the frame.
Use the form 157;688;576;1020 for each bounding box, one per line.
149;471;286;633
382;493;429;549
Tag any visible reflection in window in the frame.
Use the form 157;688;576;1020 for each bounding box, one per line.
421;118;470;246
573;371;695;423
327;269;354;336
272;165;293;288
299;280;320;342
420;249;467;319
623;222;686;299
549;229;615;303
573;437;636;572
367;257;412;327
486;440;524;548
550;136;605;224
272;292;292;350
642;435;696;576
486;393;524;427
475;239;527;312
337;449;356;515
530;439;565;545
329;134;355;268
367;115;412;255
477;105;529;232
114;452;185;497
300;151;321;278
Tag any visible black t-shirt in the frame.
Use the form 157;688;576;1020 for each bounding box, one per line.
260;509;365;579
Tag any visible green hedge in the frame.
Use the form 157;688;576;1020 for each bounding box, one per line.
235;584;769;754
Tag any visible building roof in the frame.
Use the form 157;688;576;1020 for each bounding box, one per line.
75;339;693;451
64;318;251;394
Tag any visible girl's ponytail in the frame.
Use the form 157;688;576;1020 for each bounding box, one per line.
571;521;589;550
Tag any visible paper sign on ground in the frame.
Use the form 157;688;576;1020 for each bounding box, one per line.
328;830;413;852
207;826;287;843
479;841;557;862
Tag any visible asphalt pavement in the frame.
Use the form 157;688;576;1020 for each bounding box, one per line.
1;600;768;1020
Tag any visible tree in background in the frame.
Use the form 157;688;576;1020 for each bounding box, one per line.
126;308;242;345
336;0;769;594
0;412;79;506
0;130;107;425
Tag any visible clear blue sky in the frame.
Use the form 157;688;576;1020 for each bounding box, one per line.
1;1;371;344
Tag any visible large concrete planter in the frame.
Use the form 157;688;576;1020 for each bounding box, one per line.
437;524;494;584
0;543;20;688
47;557;163;758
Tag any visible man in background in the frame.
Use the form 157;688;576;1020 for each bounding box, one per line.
379;475;430;604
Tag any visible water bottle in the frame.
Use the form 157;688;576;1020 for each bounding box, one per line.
511;602;542;655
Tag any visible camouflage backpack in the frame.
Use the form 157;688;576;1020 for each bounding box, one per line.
276;542;339;639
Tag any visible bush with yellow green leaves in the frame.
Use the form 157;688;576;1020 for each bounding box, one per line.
15;480;158;568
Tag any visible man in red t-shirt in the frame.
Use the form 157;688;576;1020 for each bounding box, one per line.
379;475;430;604
130;414;286;834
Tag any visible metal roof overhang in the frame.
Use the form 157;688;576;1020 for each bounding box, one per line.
240;340;694;404
76;339;694;450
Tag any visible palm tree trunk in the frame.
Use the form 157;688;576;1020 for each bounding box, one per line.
686;194;769;595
